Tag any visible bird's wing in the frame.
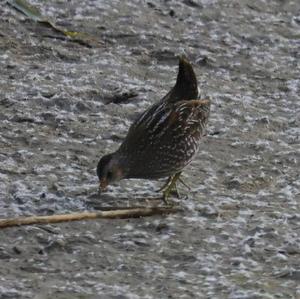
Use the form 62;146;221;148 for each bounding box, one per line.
119;101;170;153
118;99;210;178
172;99;211;134
121;99;210;152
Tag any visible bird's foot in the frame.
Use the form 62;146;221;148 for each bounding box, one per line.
160;172;182;204
156;176;172;193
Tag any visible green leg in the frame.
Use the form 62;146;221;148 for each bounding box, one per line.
156;176;173;193
162;172;182;204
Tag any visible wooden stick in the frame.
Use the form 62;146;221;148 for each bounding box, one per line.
0;206;180;229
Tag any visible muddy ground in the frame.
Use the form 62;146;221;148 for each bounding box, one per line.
0;0;299;298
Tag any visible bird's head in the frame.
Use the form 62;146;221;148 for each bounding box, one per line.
96;153;125;191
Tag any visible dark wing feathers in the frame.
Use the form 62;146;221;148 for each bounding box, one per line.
118;99;210;178
116;58;209;179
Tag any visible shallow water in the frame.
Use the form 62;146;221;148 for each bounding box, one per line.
0;0;299;298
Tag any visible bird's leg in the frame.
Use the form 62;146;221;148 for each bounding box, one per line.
158;172;182;193
162;172;182;204
156;176;173;193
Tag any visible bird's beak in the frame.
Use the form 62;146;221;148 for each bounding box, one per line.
99;178;108;191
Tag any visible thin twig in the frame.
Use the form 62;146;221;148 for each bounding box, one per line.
0;206;181;229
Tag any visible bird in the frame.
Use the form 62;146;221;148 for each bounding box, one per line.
97;56;210;203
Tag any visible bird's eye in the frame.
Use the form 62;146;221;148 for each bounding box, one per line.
107;171;113;180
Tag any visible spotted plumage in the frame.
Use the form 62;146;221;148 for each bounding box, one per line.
97;57;210;200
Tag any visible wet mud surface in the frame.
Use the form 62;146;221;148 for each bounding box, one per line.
0;0;300;298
